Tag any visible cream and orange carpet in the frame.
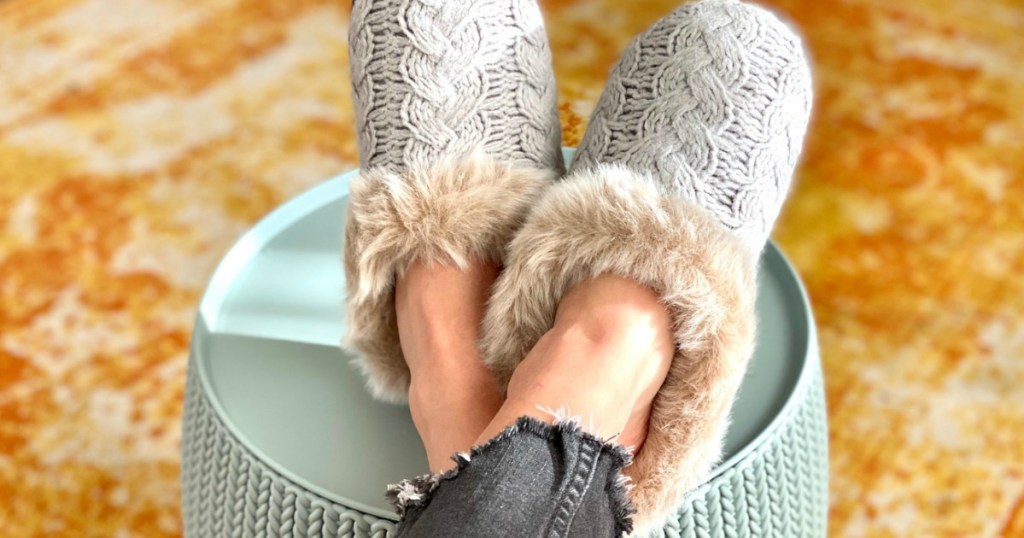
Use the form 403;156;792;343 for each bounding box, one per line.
1;0;1022;536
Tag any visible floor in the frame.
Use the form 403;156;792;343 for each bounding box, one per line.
0;0;1022;536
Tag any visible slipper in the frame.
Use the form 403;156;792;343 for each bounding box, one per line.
343;0;564;403
479;0;813;532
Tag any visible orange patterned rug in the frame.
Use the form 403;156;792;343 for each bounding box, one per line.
1;0;1022;536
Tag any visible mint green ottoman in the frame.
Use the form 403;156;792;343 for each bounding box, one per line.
181;151;829;537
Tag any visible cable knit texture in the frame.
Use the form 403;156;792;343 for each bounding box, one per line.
480;0;813;534
348;0;564;173
343;0;563;401
570;0;812;256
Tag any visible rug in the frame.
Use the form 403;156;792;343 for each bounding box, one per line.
0;0;1022;536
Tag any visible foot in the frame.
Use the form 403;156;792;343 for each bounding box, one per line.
475;274;674;452
396;258;503;472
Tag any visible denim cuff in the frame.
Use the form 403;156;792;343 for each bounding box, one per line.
386;415;636;537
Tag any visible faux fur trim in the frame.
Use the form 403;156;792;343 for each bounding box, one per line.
480;164;758;535
343;153;555;403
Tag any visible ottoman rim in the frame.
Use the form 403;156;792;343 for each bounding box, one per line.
189;148;818;521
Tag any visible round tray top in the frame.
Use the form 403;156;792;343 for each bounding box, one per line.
192;151;815;521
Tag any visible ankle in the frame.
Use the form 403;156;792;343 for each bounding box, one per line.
395;258;499;316
553;275;673;351
491;276;675;449
409;360;499;402
502;328;638;431
542;312;673;389
395;257;498;375
408;369;504;470
509;327;644;404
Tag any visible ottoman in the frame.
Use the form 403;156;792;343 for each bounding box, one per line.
180;150;829;537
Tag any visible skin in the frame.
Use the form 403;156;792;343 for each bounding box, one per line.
396;258;673;473
395;258;505;471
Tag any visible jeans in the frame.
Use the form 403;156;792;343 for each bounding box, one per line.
386;417;636;537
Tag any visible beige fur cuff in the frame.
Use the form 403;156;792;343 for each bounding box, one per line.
480;164;759;534
342;153;555;403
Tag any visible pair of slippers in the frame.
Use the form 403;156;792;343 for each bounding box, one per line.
343;0;812;532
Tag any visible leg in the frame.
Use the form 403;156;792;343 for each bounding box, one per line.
476;274;674;452
389;274;673;537
396;258;503;471
397;265;674;472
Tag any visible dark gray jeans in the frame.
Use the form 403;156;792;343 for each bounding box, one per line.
386;417;635;537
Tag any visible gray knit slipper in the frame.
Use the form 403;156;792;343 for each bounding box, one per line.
344;0;564;403
480;0;812;533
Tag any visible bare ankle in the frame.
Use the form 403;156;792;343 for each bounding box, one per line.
553;275;673;353
477;274;674;452
395;257;498;374
409;373;503;471
393;257;502;471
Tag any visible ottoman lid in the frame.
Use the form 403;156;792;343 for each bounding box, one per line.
192;152;816;520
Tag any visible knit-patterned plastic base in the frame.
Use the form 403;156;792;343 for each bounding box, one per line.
649;358;829;538
180;361;394;538
180;353;827;537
